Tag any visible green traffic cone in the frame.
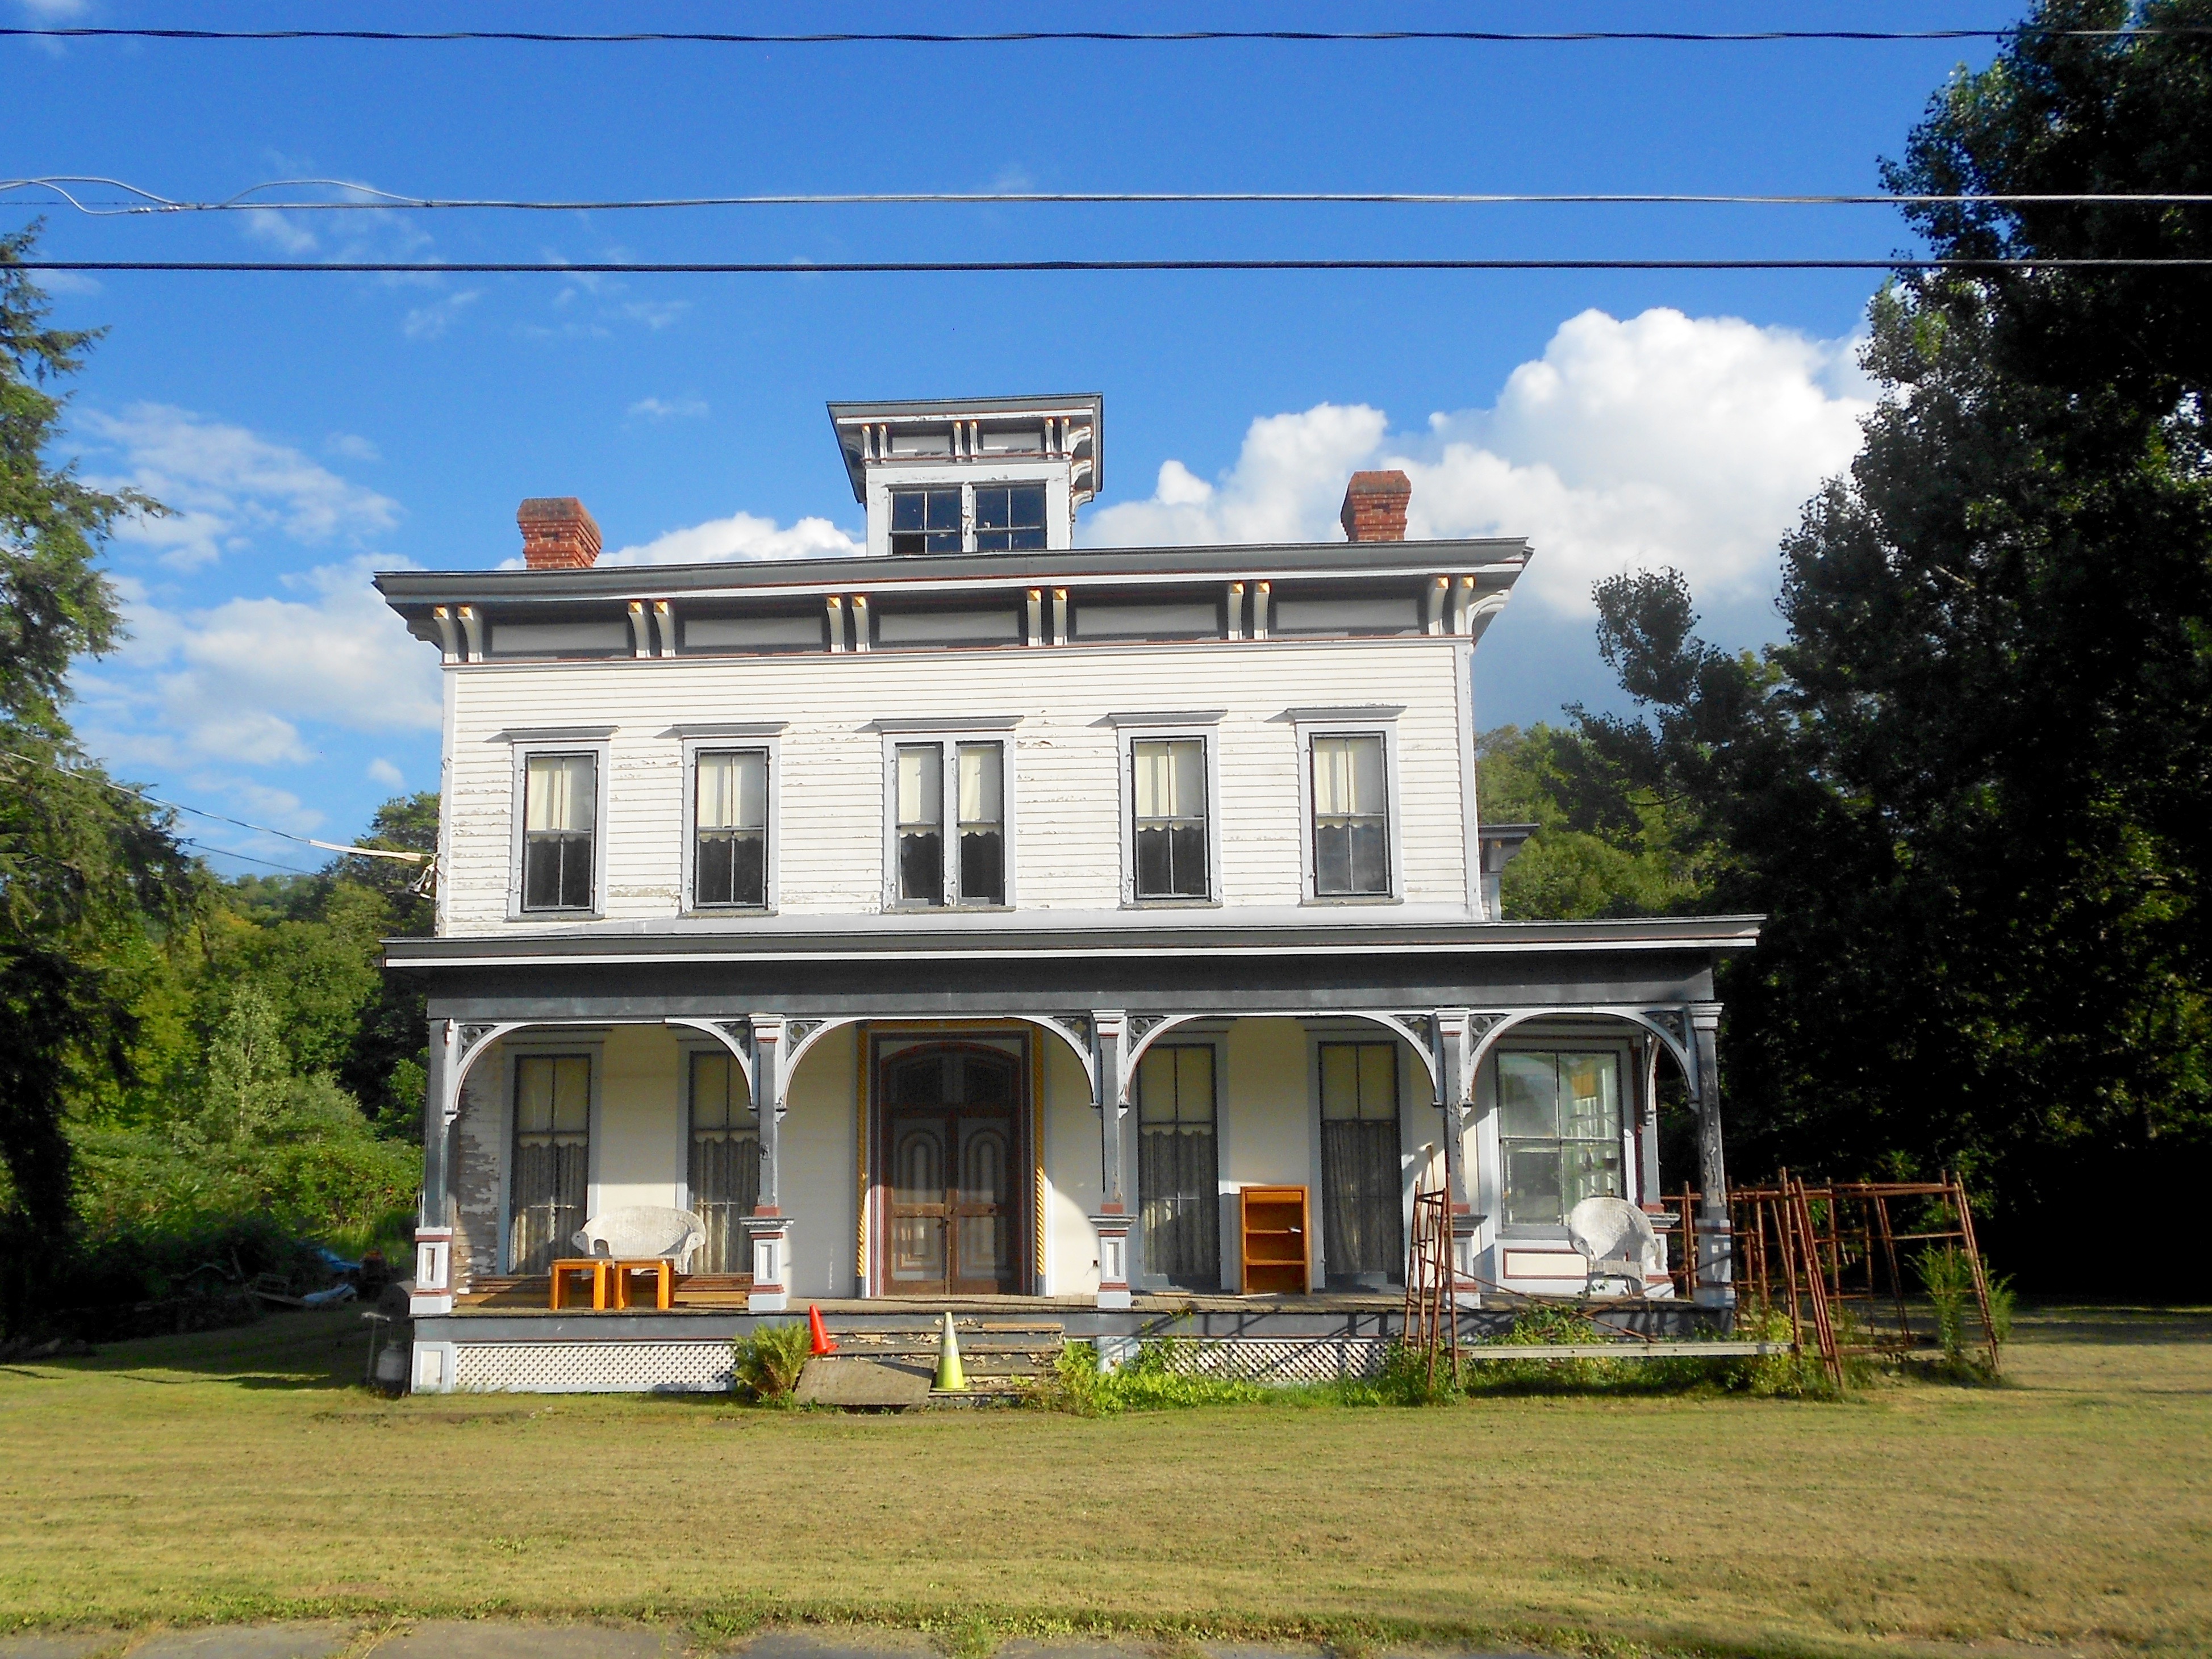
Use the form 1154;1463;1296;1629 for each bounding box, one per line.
933;1310;968;1391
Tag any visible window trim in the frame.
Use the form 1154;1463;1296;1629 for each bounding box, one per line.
1113;714;1226;908
496;1030;607;1274
680;735;781;915
878;730;1019;910
1289;713;1404;905
1487;1039;1637;1239
506;736;612;922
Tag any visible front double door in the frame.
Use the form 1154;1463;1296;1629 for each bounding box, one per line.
882;1042;1024;1296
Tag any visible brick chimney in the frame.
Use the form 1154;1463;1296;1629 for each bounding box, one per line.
517;497;602;569
1340;470;1411;542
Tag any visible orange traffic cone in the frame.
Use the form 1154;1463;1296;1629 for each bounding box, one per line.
808;1303;837;1356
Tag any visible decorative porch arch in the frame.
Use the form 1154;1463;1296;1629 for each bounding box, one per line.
1119;1009;1443;1104
1462;1005;1697;1102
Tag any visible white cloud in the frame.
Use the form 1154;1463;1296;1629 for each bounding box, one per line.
366;758;405;788
324;432;382;462
627;395;709;422
18;0;91;16
36;269;103;295
601;511;861;566
91;558;443;766
402;289;481;340
81;403;400;570
243;209;319;256
1083;307;1873;616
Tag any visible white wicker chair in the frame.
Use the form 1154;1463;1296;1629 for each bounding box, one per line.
1566;1196;1662;1298
571;1205;707;1273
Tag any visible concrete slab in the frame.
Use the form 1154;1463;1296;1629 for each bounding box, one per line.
995;1644;1150;1659
733;1635;934;1659
0;1636;118;1659
367;1623;684;1659
132;1627;355;1659
792;1357;931;1409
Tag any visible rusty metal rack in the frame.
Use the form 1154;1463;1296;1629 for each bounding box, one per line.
1401;1181;1462;1386
1708;1172;2000;1386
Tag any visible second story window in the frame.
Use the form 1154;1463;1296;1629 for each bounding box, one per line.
894;739;1007;906
521;753;596;912
890;486;962;554
694;749;767;908
1132;738;1209;900
974;483;1047;551
1310;733;1391;897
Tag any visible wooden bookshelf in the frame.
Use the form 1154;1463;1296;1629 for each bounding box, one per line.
1238;1185;1310;1296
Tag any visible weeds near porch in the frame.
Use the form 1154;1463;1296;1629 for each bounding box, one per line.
1032;1338;1270;1415
731;1322;811;1403
1917;1243;2014;1381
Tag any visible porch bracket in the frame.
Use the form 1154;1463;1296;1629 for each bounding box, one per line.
1031;1013;1097;1098
662;1017;755;1097
1117;1011;1208;1098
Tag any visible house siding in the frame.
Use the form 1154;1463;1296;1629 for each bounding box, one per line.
438;637;1474;933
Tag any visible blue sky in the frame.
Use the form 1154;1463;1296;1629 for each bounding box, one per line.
6;1;2019;874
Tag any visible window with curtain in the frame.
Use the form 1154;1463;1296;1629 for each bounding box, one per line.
688;1050;759;1273
1132;737;1208;899
895;743;943;903
894;741;1008;906
1137;1044;1218;1287
1497;1050;1624;1228
1310;733;1390;897
509;1054;590;1273
1319;1040;1403;1282
956;742;1004;904
521;753;596;911
694;749;767;908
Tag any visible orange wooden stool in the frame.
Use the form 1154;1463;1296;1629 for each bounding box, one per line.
548;1257;611;1310
610;1258;675;1311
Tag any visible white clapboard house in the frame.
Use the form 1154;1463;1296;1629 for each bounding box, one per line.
376;394;1755;1394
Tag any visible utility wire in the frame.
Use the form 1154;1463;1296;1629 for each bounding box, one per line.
15;257;2212;275
178;837;323;877
8;177;2210;216
1;747;429;864
3;26;2205;45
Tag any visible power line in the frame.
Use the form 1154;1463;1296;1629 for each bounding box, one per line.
2;26;2203;45
0;747;428;864
8;177;2210;216
14;257;2211;275
179;838;323;877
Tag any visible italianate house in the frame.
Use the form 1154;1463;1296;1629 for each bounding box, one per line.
377;394;1754;1394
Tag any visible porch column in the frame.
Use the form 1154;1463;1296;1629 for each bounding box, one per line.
1089;1010;1133;1310
742;1017;792;1313
410;1019;458;1317
1690;1002;1734;1307
1436;1010;1481;1293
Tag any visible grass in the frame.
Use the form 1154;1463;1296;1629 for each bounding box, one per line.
0;1305;2206;1659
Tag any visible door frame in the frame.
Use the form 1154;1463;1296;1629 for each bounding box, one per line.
866;1026;1037;1297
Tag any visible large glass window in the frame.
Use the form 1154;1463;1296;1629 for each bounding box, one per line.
521;753;596;912
1497;1050;1625;1228
1310;733;1390;897
1319;1041;1403;1282
890;486;962;554
688;1050;759;1273
1137;1044;1218;1287
510;1054;590;1273
1132;738;1208;899
956;743;1005;904
896;741;1005;905
973;483;1047;552
895;743;944;903
694;749;767;908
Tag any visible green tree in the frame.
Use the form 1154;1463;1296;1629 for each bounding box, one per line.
0;226;205;1331
1476;724;1706;919
1568;4;2211;1287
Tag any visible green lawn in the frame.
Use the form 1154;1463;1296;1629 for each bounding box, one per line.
1;1306;2206;1659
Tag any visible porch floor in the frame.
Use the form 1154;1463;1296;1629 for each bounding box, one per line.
453;1276;1418;1315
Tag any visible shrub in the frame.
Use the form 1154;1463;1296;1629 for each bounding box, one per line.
1917;1244;2010;1378
1031;1337;1269;1414
731;1321;811;1402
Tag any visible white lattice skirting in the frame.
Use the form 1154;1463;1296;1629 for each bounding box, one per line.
1172;1337;1391;1383
433;1335;1391;1394
448;1340;734;1394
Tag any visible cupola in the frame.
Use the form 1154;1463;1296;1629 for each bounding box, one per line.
828;394;1102;559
